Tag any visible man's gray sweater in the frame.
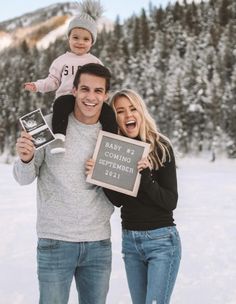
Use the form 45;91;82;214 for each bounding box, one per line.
13;114;114;242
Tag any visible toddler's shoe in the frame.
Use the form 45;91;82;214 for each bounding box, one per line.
50;134;65;154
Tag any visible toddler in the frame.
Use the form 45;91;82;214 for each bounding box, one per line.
24;0;116;153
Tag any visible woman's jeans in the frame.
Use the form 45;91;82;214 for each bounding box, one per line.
37;238;112;304
122;226;181;304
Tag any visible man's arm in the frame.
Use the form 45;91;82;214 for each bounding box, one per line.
13;131;44;185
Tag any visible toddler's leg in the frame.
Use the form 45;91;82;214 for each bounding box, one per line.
99;102;118;134
51;95;75;154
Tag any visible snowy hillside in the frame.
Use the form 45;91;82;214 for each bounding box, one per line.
1;157;236;303
0;2;75;32
0;2;113;51
0;2;73;51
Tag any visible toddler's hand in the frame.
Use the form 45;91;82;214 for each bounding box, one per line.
24;82;37;92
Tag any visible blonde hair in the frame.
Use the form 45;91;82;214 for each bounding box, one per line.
109;89;171;169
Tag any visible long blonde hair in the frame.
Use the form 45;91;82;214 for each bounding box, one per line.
109;89;171;169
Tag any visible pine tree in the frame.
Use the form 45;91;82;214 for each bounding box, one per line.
219;0;230;26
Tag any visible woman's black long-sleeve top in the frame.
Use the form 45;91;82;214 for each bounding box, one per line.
103;146;178;230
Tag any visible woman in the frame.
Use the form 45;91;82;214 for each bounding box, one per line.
86;89;181;304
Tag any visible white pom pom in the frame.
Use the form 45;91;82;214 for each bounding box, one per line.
76;0;104;21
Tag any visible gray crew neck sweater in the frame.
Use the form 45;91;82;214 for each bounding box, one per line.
13;114;114;242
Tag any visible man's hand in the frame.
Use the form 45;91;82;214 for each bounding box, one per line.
16;131;35;163
85;158;95;176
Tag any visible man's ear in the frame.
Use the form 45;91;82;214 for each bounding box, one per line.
104;92;109;102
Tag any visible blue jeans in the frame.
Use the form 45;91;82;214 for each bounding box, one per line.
122;226;181;304
37;238;112;304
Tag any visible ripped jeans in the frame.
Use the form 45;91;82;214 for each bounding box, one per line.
122;226;181;304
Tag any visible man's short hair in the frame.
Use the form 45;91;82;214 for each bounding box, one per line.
73;63;112;92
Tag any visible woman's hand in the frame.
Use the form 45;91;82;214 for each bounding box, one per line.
137;157;151;172
16;131;35;163
85;158;95;176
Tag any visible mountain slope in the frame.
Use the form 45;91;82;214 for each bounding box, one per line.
0;2;113;51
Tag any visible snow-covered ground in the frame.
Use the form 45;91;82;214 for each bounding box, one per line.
0;157;236;304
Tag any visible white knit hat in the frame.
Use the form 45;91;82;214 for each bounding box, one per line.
67;0;104;44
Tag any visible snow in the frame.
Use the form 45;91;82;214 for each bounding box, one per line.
0;157;236;304
0;33;12;51
36;19;69;50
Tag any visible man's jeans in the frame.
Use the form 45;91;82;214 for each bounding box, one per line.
37;238;112;304
122;226;181;304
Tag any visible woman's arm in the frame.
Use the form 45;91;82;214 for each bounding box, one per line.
138;147;178;211
103;187;126;207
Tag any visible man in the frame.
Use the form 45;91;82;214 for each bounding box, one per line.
13;63;117;304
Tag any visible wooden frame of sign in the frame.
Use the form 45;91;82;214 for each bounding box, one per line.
86;130;150;197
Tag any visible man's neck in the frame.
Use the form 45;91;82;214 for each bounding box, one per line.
72;111;99;125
